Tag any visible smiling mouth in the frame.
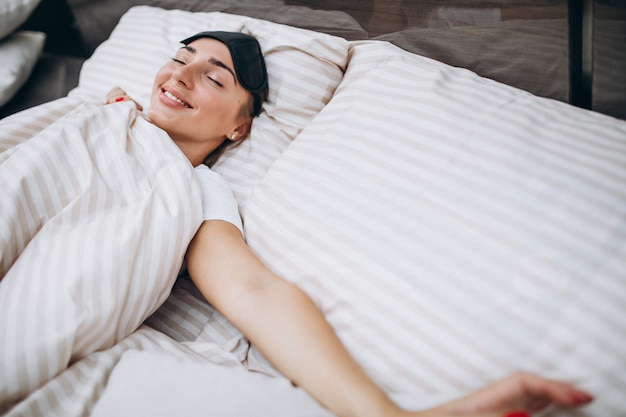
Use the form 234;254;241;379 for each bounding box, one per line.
163;89;192;108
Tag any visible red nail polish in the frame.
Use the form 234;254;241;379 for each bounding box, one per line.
503;413;529;417
115;97;124;102
573;391;594;404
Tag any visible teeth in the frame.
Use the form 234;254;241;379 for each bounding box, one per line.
164;90;190;107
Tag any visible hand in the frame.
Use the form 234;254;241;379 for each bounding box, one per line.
427;372;593;417
105;86;143;111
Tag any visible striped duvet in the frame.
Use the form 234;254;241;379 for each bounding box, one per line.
0;99;203;413
1;5;626;417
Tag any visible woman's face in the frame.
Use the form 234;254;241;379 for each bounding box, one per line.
148;38;251;148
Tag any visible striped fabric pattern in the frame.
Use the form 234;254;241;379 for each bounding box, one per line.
6;326;214;417
0;101;203;413
0;97;84;155
243;41;626;414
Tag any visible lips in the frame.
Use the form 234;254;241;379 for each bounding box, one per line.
161;88;192;108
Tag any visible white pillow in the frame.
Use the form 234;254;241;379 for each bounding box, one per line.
0;0;41;39
0;30;45;107
70;6;349;210
242;41;626;414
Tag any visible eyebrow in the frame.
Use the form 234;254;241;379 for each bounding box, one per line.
180;45;237;85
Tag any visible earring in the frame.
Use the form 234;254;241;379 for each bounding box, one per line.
231;134;237;140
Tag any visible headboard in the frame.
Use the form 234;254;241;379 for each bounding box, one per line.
286;0;625;120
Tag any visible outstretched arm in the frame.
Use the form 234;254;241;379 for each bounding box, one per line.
186;220;400;417
185;220;593;417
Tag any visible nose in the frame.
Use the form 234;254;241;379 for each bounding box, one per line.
172;63;194;89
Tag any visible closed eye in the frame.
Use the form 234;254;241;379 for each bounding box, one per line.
171;57;185;65
206;76;223;87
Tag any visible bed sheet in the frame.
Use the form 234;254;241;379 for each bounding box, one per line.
90;349;332;417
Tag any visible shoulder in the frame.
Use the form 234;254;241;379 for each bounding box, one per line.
193;164;243;235
194;164;229;186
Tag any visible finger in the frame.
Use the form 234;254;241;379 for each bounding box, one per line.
105;86;126;102
106;95;144;112
106;86;124;96
105;95;126;105
517;373;593;409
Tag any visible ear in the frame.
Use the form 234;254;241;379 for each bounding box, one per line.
227;120;252;142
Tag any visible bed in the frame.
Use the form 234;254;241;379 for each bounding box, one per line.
1;1;625;416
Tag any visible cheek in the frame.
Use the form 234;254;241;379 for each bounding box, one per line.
151;67;170;96
148;70;172;119
197;96;237;124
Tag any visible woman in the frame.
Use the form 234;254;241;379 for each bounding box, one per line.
107;31;593;417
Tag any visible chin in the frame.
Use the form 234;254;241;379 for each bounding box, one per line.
147;108;170;133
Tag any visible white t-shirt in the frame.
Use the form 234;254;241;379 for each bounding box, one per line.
194;164;243;236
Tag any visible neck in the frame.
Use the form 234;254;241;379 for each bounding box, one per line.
174;137;223;167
